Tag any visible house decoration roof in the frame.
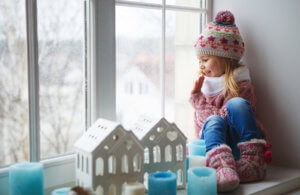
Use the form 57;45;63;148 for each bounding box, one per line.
130;115;173;141
74;118;123;153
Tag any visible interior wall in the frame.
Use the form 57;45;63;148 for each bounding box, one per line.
213;0;300;168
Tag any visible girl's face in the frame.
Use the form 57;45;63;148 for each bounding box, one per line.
197;55;225;77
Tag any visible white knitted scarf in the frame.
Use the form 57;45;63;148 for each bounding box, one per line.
201;66;251;97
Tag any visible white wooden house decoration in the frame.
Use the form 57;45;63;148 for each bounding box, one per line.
130;115;187;189
74;118;144;195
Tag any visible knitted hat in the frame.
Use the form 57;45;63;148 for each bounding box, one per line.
194;11;245;61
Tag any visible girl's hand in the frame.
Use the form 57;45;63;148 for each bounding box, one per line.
191;75;205;95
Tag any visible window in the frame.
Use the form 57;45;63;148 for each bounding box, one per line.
0;0;208;170
133;153;142;172
0;0;29;166
115;0;209;141
121;154;129;173
165;144;172;162
38;0;85;159
176;144;183;161
96;157;104;176
153;145;161;163
108;155;117;174
116;5;162;128
144;147;150;164
0;0;86;167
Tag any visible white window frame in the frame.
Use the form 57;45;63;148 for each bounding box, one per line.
0;0;88;193
0;0;211;193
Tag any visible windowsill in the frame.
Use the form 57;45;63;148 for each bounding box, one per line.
1;158;300;195
45;164;300;195
178;165;300;195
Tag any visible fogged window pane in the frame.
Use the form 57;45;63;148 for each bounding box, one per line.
166;0;206;8
38;0;84;158
165;11;202;140
0;0;28;166
116;6;161;128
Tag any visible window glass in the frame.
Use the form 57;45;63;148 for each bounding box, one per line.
0;0;28;166
116;6;162;128
117;0;161;4
165;10;203;140
37;0;84;158
166;0;206;8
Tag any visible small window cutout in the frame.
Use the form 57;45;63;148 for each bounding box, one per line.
144;147;150;164
112;134;118;141
104;145;109;150
133;153;142;172
149;135;155;141
176;144;183;161
121;155;129;173
96;185;104;195
96;157;104;176
153;145;161;163
157;126;164;132
108;155;116;174
165;145;172;162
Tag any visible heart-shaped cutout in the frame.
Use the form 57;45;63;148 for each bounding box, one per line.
167;131;178;142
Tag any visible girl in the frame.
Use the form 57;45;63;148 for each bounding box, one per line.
190;11;272;192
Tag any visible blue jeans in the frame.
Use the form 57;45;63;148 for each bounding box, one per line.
200;97;262;160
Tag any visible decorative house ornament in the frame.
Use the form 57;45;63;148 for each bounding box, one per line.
130;115;187;189
74;118;144;195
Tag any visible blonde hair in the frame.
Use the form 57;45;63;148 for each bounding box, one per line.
197;56;242;97
222;57;241;97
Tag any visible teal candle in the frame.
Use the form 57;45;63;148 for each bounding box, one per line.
9;162;44;195
187;140;206;156
51;187;71;195
186;156;189;182
188;167;217;195
148;172;177;195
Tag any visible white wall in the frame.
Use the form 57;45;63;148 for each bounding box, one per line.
213;0;300;168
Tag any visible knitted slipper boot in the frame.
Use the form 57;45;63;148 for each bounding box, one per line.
236;139;271;182
206;144;240;192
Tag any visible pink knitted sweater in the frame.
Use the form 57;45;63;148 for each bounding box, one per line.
189;80;268;141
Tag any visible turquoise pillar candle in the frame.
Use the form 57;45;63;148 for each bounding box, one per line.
186;156;189;182
187;167;217;195
148;172;177;195
9;162;44;195
51;187;71;195
187;140;206;156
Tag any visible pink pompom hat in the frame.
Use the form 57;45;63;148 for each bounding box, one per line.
194;10;245;61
